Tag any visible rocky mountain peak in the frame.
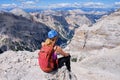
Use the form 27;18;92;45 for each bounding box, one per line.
10;8;32;20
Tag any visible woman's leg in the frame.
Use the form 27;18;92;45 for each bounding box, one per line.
58;55;71;71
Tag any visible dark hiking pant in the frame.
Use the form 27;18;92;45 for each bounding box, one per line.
58;55;71;72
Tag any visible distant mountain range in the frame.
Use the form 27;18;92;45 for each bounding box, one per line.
4;7;115;24
1;7;115;14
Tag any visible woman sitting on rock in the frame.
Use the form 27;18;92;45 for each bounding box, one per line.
38;30;71;73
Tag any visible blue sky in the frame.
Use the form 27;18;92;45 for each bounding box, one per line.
0;0;120;9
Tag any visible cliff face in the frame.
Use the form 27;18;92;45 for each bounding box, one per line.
0;12;50;53
65;8;120;52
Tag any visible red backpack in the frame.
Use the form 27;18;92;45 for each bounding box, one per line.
38;45;55;73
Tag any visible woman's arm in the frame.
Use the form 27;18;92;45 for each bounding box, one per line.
55;46;70;57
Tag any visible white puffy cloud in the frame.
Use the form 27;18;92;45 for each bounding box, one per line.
13;0;39;2
114;2;120;7
20;1;39;9
11;0;39;9
22;1;36;5
48;3;84;9
1;3;17;8
0;0;40;9
115;2;120;5
113;2;120;8
82;2;105;8
48;3;72;8
48;2;106;9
